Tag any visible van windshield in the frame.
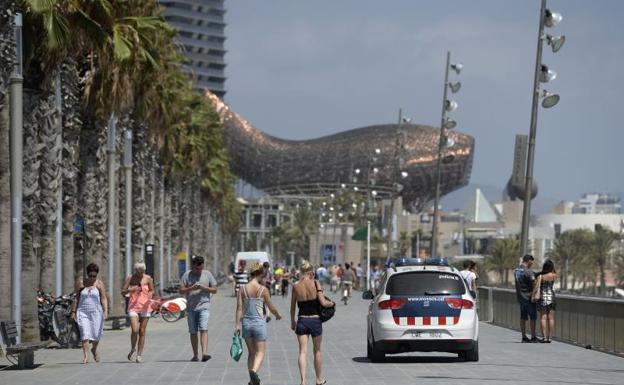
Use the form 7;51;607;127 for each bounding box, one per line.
386;272;465;296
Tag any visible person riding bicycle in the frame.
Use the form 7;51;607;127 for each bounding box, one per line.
341;264;356;304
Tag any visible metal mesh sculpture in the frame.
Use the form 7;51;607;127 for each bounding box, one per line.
206;93;474;212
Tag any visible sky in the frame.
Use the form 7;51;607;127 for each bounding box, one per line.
222;0;624;203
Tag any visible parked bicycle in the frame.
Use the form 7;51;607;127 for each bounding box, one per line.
149;296;187;322
37;290;80;348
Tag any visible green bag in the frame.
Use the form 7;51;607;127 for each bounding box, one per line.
230;331;243;362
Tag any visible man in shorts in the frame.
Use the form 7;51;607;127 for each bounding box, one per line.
514;254;538;343
179;256;218;361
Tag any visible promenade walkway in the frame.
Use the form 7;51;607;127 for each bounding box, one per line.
1;289;623;385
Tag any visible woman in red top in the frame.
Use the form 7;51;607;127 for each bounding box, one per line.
122;262;154;363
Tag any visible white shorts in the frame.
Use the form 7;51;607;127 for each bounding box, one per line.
128;311;151;318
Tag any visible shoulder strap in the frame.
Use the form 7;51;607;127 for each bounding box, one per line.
257;286;265;299
242;284;249;299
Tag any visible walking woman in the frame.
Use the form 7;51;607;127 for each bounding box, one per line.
235;262;282;385
71;263;108;364
290;261;334;385
122;262;154;363
534;259;558;343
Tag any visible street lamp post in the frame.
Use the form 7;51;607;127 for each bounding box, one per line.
431;51;462;258
10;13;24;342
519;0;564;259
386;109;409;260
107;114;117;306
124;130;133;277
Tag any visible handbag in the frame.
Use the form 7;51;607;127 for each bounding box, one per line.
531;275;542;303
315;280;336;323
230;331;243;362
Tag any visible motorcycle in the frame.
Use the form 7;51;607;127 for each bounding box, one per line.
38;290;80;348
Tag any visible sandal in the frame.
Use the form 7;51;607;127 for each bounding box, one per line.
316;379;327;385
128;349;136;362
91;347;100;362
136;355;143;363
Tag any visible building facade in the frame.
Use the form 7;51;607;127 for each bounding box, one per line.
160;0;227;96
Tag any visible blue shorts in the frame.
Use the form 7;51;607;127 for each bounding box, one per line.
187;308;210;333
296;317;322;337
242;319;267;341
519;301;537;320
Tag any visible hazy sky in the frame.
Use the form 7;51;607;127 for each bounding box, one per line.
223;0;624;202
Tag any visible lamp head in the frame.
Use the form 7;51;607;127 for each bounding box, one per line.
539;65;557;83
444;118;457;129
445;99;458;112
547;34;565;53
450;63;463;74
544;9;563;28
449;81;462;93
541;90;560;108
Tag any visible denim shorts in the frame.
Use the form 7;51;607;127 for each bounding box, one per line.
242;319;267;341
296;317;322;337
187;308;210;333
519;301;537;320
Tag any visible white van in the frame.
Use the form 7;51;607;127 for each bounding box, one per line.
233;252;271;294
235;251;271;271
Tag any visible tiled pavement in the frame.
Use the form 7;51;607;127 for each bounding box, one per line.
2;287;623;385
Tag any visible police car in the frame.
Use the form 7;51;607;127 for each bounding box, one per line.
363;258;478;362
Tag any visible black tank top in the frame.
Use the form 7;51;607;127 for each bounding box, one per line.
298;299;319;316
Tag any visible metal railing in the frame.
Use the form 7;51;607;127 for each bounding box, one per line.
477;286;624;355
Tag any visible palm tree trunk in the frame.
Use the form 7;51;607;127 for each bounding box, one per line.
60;61;81;293
599;261;606;295
21;91;44;341
38;92;62;293
78;118;107;274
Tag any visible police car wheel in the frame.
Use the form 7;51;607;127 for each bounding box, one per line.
460;341;479;362
369;341;385;362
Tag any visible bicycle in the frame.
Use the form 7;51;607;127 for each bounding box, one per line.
149;296;187;322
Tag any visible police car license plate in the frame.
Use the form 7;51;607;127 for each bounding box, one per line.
411;331;442;338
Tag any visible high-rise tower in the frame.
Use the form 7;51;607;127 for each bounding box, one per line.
160;0;227;97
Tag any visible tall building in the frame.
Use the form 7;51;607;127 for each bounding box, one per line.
571;193;621;214
160;0;227;97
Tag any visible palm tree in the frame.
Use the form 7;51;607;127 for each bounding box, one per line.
398;231;410;256
613;251;624;288
548;229;593;291
591;227;619;295
485;237;519;286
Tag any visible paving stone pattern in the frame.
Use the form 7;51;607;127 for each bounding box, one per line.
1;287;623;385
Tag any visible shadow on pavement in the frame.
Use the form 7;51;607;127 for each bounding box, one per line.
352;356;462;364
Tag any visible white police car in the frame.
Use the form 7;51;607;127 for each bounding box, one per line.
363;258;479;362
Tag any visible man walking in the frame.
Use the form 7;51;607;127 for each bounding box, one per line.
356;263;364;290
179;256;218;361
514;254;538;343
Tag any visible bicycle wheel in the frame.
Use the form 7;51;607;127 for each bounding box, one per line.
160;307;180;323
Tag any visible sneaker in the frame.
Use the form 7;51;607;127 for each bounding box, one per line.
521;335;531;343
249;370;261;385
201;355;212;362
190;356;199;362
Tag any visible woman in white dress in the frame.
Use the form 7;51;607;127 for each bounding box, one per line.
71;263;108;364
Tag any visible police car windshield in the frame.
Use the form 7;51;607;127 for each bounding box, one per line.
386;272;465;296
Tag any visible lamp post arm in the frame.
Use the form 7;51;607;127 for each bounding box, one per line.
431;51;451;258
519;0;547;260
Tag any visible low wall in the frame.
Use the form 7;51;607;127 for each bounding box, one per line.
477;287;624;355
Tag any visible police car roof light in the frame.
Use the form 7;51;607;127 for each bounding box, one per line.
387;257;450;270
